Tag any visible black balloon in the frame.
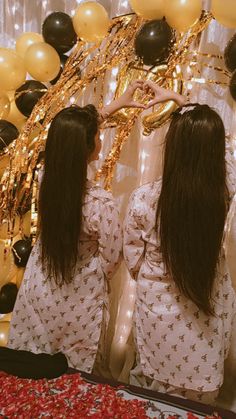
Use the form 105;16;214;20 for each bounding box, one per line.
0;283;18;314
224;34;236;73
229;70;236;101
15;81;47;118
50;54;68;85
42;12;77;54
0;120;19;152
12;239;32;268
135;19;174;66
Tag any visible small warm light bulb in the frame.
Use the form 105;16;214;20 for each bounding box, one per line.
111;67;119;77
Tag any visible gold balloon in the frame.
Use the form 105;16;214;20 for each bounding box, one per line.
0;322;10;347
6;91;26;131
0;93;10;119
16;32;43;58
24;42;61;82
15;267;25;289
0;313;12;323
0;48;26;91
0;241;17;287
0;216;20;240
129;0;164;20
22;211;31;237
211;0;236;28
142;65;183;135
73;2;110;43
164;0;202;32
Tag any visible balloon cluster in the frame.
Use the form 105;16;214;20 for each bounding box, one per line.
0;3;111;160
129;0;236;30
131;1;236;100
0;13;74;153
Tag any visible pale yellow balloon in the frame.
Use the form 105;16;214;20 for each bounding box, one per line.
129;0;165;19
211;0;236;28
73;2;110;43
24;42;61;82
164;0;202;32
0;241;17;287
0;49;26;91
15;267;25;288
0;313;12;323
0;216;20;240
16;32;43;58
0;322;10;347
0;93;10;119
6;91;26;131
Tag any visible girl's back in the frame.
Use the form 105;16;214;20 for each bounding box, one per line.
8;182;122;372
124;102;236;400
124;179;235;393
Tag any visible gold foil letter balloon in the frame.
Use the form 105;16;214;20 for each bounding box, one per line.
0;49;26;91
24;42;61;82
142;65;183;135
15;32;43;58
164;0;202;32
129;0;165;20
73;2;110;43
211;0;236;29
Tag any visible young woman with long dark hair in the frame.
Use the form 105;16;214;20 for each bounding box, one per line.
8;81;145;373
124;83;236;403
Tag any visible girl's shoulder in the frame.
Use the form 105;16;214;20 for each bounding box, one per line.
129;179;162;203
85;180;115;205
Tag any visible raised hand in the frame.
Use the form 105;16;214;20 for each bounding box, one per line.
100;80;145;120
115;80;146;109
143;80;186;108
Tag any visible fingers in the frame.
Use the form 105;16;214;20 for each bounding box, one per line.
130;101;146;109
131;80;144;86
145;98;160;109
143;80;156;91
129;80;144;91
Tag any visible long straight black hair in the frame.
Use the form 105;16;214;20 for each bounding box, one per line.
156;104;228;315
39;105;99;286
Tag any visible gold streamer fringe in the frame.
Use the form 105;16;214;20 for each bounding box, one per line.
1;10;230;236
